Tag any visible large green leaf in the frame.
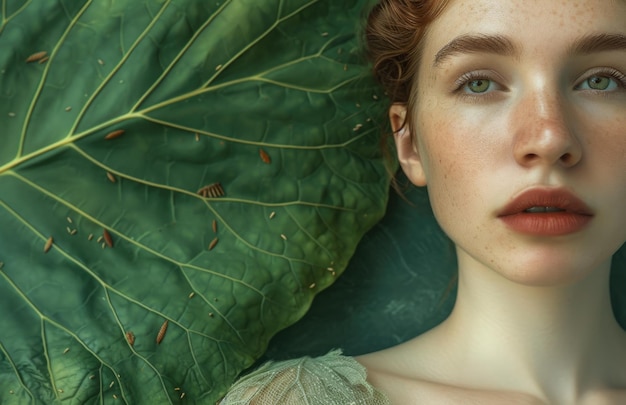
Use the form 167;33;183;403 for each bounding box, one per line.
0;0;389;403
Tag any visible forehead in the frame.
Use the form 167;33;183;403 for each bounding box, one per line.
423;0;626;60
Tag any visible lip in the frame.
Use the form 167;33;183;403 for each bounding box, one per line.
498;188;594;236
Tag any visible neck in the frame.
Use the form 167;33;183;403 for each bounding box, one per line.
436;250;626;403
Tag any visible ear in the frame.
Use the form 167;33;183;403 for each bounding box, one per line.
389;104;427;187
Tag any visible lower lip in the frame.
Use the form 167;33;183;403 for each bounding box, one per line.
499;212;592;236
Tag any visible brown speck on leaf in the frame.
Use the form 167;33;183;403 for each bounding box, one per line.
104;129;125;140
106;172;116;183
156;320;168;344
38;56;49;64
44;236;53;253
208;237;218;251
195;133;200;142
26;51;47;63
126;331;135;346
197;183;224;198
103;229;113;248
259;148;271;164
212;220;217;234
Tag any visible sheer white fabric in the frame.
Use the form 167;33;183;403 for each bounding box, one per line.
220;350;390;405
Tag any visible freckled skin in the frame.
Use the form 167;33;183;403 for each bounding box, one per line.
359;0;626;403
410;0;626;286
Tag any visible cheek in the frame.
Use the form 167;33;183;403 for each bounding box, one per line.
418;119;487;225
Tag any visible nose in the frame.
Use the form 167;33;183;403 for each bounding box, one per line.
512;91;582;169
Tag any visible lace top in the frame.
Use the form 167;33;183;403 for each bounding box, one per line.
220;350;390;405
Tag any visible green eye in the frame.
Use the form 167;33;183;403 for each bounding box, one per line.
467;79;491;93
587;76;611;90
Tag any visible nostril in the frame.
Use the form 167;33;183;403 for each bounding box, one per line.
559;152;574;166
523;153;539;164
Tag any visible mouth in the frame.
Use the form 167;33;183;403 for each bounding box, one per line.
498;188;593;236
522;206;566;213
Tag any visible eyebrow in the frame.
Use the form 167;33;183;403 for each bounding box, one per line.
433;34;519;67
433;32;626;68
568;33;626;55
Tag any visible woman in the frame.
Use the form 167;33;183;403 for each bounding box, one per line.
222;0;626;403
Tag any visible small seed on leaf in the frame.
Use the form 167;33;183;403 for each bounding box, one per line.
104;129;125;140
215;64;222;71
89;375;96;380
44;236;53;253
106;172;116;183
180;392;186;399
195;133;199;142
109;381;115;388
208;237;218;251
280;234;287;241
64;106;72;112
188;292;195;299
38;56;49;64
88;233;94;241
97;58;105;65
309;283;316;289
212;220;217;234
269;211;276;219
63;348;70;354
259;148;271;164
25;51;47;63
156;320;168;344
103;229;113;248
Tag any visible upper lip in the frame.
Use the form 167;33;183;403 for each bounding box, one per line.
497;188;594;217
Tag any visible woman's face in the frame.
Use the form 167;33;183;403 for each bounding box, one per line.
397;0;626;285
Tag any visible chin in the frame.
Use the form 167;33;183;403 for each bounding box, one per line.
493;252;612;288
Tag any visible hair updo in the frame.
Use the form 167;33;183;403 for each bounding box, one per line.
365;0;450;113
